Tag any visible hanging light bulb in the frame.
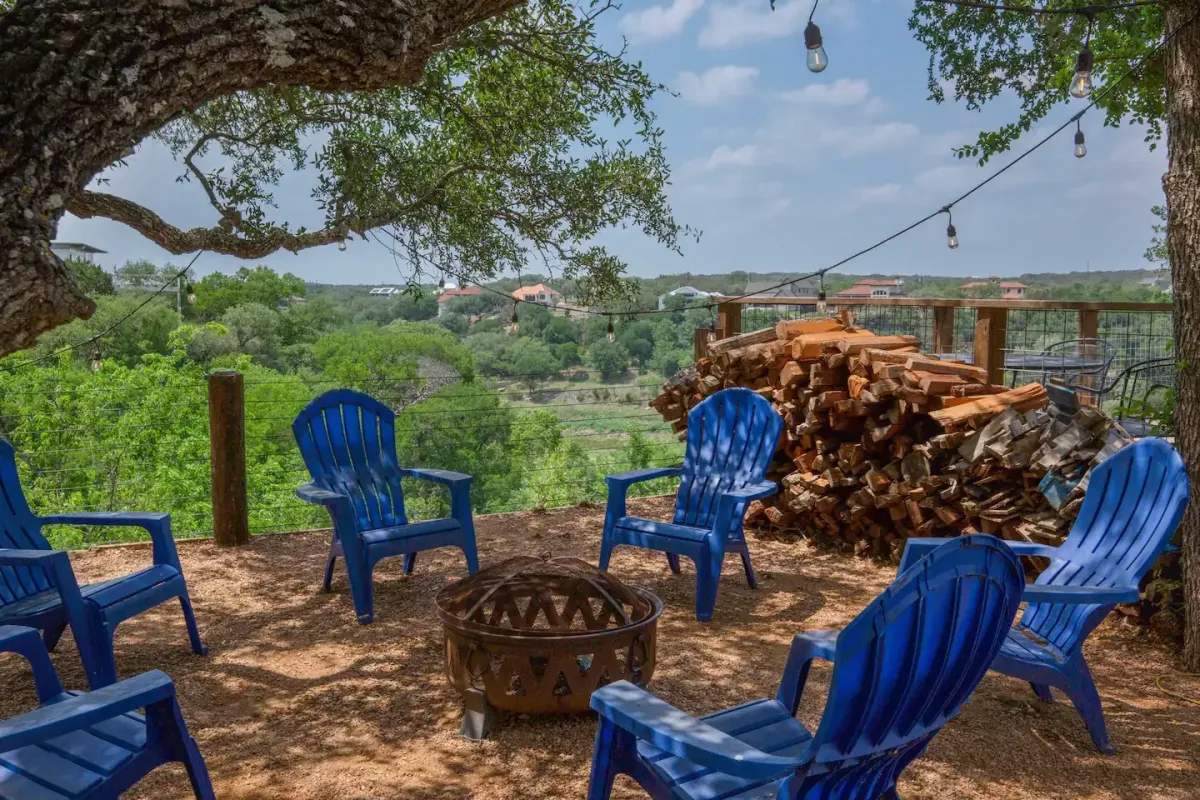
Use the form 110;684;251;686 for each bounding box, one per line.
804;21;827;73
1074;120;1087;158
1070;45;1094;99
185;283;196;305
946;222;959;250
606;316;615;342
511;303;519;333
437;275;445;294
816;273;828;314
90;348;102;372
337;239;347;252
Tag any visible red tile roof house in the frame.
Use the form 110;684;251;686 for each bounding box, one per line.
511;283;564;305
1000;281;1029;299
436;284;482;316
834;278;905;299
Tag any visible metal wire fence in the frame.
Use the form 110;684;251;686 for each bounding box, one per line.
0;373;682;548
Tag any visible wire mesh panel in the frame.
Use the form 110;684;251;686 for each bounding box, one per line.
840;305;934;347
740;303;821;334
1097;310;1174;374
0;377;213;545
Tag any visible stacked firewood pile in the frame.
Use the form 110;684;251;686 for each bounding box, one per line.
650;317;1131;561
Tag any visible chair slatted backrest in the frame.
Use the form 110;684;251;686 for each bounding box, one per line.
674;389;783;531
789;535;1024;799
0;440;55;606
292;390;407;533
1023;437;1188;654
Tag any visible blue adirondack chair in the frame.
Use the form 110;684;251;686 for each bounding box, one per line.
0;624;214;799
0;439;206;690
587;534;1026;800
599;388;783;621
898;437;1188;753
293;389;479;624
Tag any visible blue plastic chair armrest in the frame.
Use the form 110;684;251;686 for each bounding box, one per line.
591;681;808;780
296;484;350;506
605;467;682;488
0;670;175;753
42;512;178;569
1022;584;1140;605
0;626;65;702
0;548;66;567
777;630;838;715
900;538;1062;575
721;481;779;503
1002;542;1062;559
40;511;169;530
406;468;473;486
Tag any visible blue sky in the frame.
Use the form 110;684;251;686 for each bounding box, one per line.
57;0;1167;284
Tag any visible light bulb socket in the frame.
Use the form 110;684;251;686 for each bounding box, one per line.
1074;129;1085;146
1075;47;1093;74
606;318;614;335
817;289;826;302
947;223;957;239
804;21;823;50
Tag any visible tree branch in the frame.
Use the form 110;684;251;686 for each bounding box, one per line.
68;163;493;258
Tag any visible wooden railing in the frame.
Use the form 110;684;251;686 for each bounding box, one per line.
698;296;1174;385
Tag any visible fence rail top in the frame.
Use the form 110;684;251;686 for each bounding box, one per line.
720;296;1172;311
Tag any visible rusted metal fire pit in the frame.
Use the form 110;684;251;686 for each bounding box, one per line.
436;555;662;739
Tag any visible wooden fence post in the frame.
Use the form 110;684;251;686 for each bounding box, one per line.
694;328;712;361
716;302;742;341
932;306;955;355
208;370;250;546
1077;309;1099;402
973;308;1009;385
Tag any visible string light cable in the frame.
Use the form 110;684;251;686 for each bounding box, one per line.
360;3;1195;323
9;250;204;370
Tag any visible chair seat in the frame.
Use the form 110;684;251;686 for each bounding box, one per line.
614;517;713;543
636;699;811;800
0;565;181;622
998;625;1070;667
0;692;147;799
359;517;462;546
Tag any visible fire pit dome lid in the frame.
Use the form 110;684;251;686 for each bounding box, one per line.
435;554;661;639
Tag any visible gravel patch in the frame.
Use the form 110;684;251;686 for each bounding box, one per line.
0;498;1196;799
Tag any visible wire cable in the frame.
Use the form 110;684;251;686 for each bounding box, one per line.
7;251;203;370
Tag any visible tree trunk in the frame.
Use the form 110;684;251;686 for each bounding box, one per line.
0;0;522;356
1163;0;1200;669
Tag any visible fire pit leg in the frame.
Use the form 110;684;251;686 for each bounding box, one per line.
460;687;496;741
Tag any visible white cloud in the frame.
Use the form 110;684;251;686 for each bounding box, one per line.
781;78;871;108
621;0;704;43
820;122;919;156
853;183;902;204
699;0;855;49
915;164;977;193
677;65;759;105
703;144;758;170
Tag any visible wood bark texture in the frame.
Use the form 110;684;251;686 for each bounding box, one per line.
1163;0;1200;670
0;0;523;356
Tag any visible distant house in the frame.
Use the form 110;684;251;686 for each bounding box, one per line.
511;283;563;305
835;278;905;300
276;295;307;311
437;284;482;316
1000;281;1028;299
960;278;1027;299
368;287;401;297
657;285;714;310
741;278;819;311
1141;275;1173;293
51;241;106;263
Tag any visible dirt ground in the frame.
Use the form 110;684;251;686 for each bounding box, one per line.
1;498;1197;799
